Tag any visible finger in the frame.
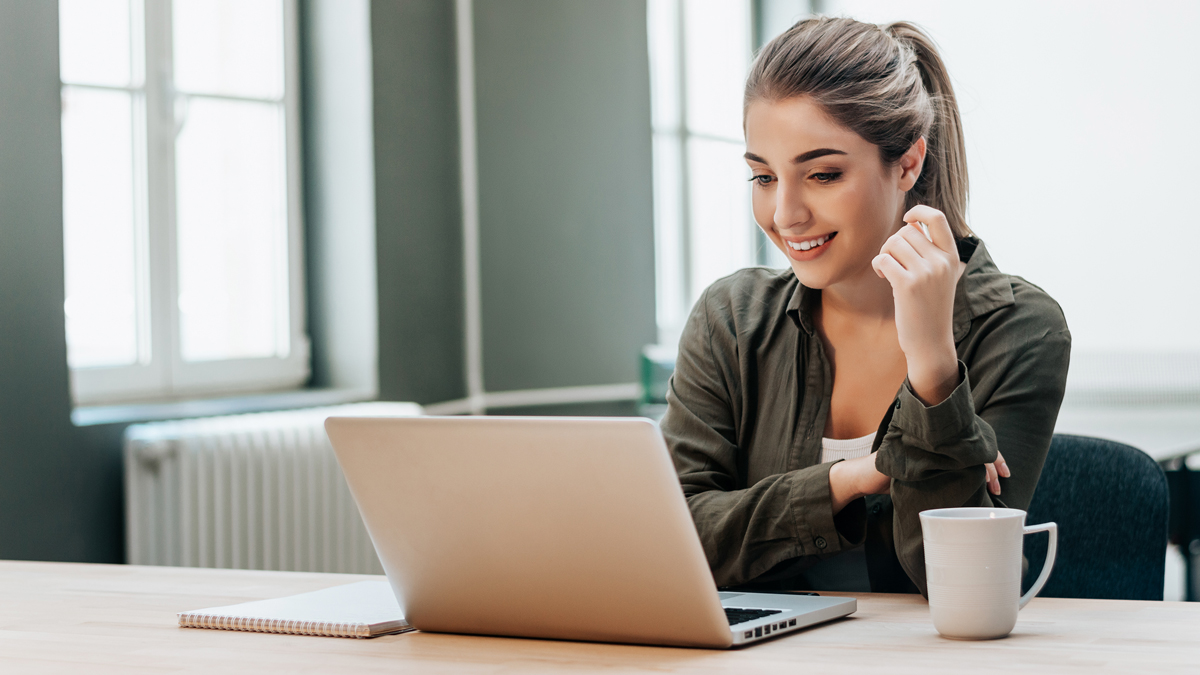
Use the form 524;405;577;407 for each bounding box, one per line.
897;223;942;259
985;462;1000;495
872;253;908;285
880;233;927;273
994;451;1011;478
903;205;954;253
872;253;886;278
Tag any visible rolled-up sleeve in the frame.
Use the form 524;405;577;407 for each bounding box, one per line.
662;290;865;588
876;320;1071;596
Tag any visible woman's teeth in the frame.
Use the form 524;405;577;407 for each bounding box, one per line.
788;233;833;251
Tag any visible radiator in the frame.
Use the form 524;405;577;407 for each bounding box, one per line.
124;402;421;574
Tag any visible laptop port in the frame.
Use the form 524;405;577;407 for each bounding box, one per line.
744;631;753;638
755;627;762;638
789;619;796;626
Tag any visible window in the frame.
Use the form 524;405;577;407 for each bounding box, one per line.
59;0;308;405
647;0;799;348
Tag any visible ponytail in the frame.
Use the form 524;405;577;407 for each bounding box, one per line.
883;22;970;237
746;17;972;237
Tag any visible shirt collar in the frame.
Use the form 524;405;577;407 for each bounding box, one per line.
785;236;1015;342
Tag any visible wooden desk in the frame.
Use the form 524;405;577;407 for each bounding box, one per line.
3;560;1199;674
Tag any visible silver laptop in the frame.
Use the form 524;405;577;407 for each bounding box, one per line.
324;416;856;648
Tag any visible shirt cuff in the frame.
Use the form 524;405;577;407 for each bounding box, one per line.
876;360;998;480
788;460;867;555
893;360;975;449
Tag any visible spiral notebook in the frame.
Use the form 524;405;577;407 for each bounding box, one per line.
178;580;413;639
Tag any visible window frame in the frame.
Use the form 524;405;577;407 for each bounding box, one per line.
648;0;794;349
63;0;310;406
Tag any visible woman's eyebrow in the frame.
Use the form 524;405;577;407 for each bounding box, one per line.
743;148;847;165
793;148;846;163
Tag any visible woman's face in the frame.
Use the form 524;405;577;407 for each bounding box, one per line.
744;96;921;290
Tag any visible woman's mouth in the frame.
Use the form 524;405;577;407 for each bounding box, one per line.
783;231;837;260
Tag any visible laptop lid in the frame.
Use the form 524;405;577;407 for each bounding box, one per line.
325;416;735;648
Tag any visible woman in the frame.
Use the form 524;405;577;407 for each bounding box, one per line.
662;17;1070;595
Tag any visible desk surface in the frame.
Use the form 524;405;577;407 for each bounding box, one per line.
3;560;1199;674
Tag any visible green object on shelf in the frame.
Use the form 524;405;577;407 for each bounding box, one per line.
640;344;677;405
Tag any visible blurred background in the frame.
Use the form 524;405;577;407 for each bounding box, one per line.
0;0;1196;598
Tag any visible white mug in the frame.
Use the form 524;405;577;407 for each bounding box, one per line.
920;507;1057;640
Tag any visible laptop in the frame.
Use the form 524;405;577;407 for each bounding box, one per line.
324;415;856;648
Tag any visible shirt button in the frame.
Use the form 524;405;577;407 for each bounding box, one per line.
894;399;901;410
871;504;882;515
814;536;827;550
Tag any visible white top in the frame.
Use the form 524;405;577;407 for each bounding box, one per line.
820;432;876;464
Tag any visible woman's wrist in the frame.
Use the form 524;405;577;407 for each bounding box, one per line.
830;456;892;515
906;344;959;406
828;460;864;515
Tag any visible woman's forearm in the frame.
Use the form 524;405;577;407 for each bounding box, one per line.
682;460;869;587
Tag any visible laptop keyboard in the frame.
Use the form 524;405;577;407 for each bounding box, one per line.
724;607;782;626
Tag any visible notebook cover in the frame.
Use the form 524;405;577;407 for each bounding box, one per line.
178;580;412;639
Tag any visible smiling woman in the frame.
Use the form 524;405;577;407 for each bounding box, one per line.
660;17;1071;595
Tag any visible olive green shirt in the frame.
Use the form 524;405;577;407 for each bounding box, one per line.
661;238;1070;596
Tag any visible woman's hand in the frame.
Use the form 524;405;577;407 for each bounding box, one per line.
872;205;964;406
986;451;1011;496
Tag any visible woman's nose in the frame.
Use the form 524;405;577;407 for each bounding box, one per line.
773;181;810;231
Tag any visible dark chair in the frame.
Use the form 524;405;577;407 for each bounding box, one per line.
1023;434;1169;601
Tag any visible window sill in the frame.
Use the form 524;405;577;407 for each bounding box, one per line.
1054;400;1200;463
71;387;375;427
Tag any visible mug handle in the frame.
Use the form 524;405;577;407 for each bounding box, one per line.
1019;521;1058;610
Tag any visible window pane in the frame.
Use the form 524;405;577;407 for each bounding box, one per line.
59;0;135;87
687;137;754;307
175;98;288;362
173;0;285;99
683;0;751;141
61;87;141;368
652;134;686;343
647;0;681;132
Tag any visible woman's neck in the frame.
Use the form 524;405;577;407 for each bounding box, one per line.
818;263;896;323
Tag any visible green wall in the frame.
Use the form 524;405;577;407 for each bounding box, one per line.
474;0;657;392
371;0;467;405
0;0;123;562
369;0;657;402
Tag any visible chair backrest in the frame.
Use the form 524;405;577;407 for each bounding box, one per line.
1024;434;1168;600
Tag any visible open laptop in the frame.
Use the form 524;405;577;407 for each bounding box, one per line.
324;416;856;648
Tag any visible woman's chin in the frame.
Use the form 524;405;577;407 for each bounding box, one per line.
786;246;881;291
788;262;835;290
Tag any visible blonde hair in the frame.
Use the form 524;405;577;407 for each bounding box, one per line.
745;17;971;238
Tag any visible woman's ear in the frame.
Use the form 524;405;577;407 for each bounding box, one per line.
897;137;926;191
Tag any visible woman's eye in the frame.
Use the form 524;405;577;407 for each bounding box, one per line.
811;171;842;183
749;174;775;187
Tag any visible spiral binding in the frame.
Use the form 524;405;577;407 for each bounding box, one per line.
178;613;385;639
